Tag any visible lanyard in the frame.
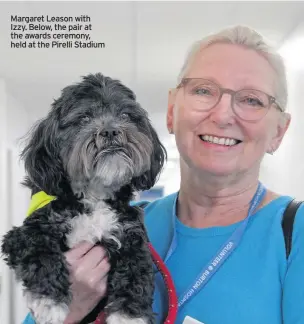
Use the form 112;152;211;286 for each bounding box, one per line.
164;182;266;310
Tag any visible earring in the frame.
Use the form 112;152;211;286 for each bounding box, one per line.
169;129;173;134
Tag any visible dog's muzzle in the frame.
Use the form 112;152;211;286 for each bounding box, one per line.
95;127;123;150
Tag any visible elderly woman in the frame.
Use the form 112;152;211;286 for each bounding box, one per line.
23;25;303;324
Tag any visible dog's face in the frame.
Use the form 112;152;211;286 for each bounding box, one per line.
21;73;166;200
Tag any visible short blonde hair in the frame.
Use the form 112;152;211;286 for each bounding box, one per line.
177;25;288;111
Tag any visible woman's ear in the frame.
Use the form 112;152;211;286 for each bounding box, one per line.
167;88;176;134
268;112;291;153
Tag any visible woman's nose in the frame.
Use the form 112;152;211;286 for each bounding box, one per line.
209;93;235;126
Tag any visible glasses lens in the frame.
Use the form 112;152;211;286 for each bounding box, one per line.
184;79;219;110
234;89;269;120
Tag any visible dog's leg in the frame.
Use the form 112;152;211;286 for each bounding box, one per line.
1;225;72;324
102;227;155;324
22;251;72;324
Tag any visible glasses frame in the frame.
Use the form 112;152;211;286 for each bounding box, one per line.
176;78;283;122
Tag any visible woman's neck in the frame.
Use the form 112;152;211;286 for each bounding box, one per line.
177;167;274;228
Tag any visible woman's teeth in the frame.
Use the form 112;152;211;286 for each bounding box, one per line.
199;135;240;146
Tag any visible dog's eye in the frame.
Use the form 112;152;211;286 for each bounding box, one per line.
80;116;90;124
121;113;129;119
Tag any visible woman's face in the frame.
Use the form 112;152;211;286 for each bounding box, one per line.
167;43;290;177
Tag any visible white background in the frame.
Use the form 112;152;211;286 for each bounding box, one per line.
0;1;304;323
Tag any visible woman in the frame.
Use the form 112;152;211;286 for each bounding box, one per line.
24;25;304;324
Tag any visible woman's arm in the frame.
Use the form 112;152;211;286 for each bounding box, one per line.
22;242;110;324
282;204;304;323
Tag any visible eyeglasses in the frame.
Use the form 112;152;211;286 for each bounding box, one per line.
176;78;282;121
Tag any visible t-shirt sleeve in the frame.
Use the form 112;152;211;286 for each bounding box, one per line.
23;313;35;324
282;203;304;323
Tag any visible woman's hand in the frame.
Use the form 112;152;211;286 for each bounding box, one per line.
63;241;110;324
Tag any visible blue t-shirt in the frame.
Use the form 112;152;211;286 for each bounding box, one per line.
23;192;304;324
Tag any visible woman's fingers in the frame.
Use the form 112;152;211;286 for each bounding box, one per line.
84;254;110;291
66;243;109;288
65;241;95;263
82;245;108;269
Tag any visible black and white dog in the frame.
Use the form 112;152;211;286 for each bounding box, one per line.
1;73;166;324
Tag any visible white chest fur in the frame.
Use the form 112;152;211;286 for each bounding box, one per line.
66;201;123;249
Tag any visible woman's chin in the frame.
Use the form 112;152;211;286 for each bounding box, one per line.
195;160;241;178
181;151;244;178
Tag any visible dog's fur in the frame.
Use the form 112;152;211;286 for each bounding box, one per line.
1;73;167;324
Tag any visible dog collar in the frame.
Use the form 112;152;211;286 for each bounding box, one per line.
26;191;56;217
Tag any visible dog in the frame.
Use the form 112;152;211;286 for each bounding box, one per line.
1;73;167;324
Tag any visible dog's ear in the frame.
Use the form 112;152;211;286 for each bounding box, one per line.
20;112;66;196
132;122;167;191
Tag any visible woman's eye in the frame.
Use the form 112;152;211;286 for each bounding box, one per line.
193;87;212;96
244;97;264;107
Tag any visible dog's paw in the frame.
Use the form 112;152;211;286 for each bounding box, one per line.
106;312;148;324
26;293;69;324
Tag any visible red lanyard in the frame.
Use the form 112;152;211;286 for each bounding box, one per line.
94;243;178;324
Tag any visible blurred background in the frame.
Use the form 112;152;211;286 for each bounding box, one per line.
1;1;304;322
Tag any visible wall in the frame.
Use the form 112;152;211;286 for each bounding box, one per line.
0;78;11;324
275;67;304;200
8;93;32;324
0;81;31;324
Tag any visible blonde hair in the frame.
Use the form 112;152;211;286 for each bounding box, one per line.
177;25;288;111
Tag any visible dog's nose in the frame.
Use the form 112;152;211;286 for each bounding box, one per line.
99;128;121;139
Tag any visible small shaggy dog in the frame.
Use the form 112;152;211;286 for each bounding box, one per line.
1;73;166;324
